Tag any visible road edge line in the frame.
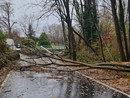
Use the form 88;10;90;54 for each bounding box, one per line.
75;71;130;97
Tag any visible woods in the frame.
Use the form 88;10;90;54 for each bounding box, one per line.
38;0;130;62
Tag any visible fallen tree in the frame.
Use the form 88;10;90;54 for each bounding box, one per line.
19;45;130;72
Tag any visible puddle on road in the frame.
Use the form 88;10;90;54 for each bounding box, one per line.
0;71;129;98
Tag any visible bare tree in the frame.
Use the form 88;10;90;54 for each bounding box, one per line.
0;1;16;37
46;24;64;45
54;0;77;60
19;14;38;38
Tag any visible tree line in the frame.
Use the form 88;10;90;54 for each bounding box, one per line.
35;0;130;62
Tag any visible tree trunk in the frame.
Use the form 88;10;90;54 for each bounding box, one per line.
72;31;76;61
8;10;11;38
110;0;126;61
68;24;72;59
119;0;129;60
99;33;106;62
61;20;68;49
67;21;76;60
63;0;76;60
128;0;130;60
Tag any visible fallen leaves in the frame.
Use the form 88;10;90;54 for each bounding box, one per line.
78;69;130;94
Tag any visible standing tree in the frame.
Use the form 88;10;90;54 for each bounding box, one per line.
19;14;37;38
28;24;35;38
110;0;128;61
38;32;51;48
73;0;99;44
31;0;130;62
0;1;16;37
31;0;99;60
118;0;128;60
128;0;130;59
47;24;64;45
54;0;77;60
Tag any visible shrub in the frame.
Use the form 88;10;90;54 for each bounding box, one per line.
38;32;51;48
22;38;35;47
0;33;7;51
0;33;6;40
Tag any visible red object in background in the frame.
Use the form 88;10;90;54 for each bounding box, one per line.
101;30;112;44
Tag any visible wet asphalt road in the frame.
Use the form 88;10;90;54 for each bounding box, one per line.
0;71;129;98
0;54;129;98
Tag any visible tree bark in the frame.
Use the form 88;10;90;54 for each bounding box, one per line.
61;20;68;49
119;0;129;60
128;0;130;60
110;0;126;61
7;7;11;37
63;0;76;61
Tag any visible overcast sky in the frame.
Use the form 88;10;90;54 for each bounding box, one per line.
12;0;58;23
11;0;59;36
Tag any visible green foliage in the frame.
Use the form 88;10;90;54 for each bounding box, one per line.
0;32;7;51
22;38;35;47
0;33;6;40
38;32;51;48
0;33;19;67
30;36;39;45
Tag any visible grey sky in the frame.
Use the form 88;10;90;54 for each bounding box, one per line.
12;0;59;36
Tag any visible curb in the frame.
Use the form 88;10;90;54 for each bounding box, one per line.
0;72;11;88
75;71;130;97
